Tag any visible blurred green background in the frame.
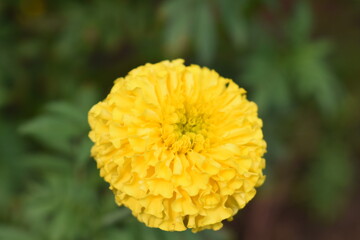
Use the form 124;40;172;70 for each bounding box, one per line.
1;0;359;239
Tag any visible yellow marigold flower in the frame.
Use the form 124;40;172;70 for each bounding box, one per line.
88;59;266;232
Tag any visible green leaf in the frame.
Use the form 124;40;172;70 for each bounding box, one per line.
161;230;201;240
0;120;27;212
291;41;340;114
24;180;63;223
75;136;93;168
49;209;72;240
195;0;216;64
19;115;81;154
103;229;134;240
304;140;354;221
0;226;38;240
242;43;291;113
218;0;247;48
44;102;85;127
138;227;161;240
74;86;100;115
287;1;312;45
199;229;233;240
22;153;71;172
162;0;193;56
24;172;100;239
0;85;8;108
101;208;132;227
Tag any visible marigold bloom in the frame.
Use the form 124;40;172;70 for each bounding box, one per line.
88;59;266;232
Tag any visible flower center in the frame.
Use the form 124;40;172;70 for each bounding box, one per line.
163;108;209;153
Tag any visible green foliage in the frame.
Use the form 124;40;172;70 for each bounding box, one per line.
195;0;216;64
303;139;354;221
0;225;38;240
0;0;358;239
218;0;248;48
243;2;340;115
0;121;27;216
162;0;253;64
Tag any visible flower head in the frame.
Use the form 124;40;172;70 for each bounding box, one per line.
88;59;266;232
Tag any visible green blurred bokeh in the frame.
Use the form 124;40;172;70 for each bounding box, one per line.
1;0;359;239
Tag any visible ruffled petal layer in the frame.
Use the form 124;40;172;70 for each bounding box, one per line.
88;59;266;232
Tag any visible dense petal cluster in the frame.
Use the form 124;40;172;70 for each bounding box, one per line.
88;59;266;232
